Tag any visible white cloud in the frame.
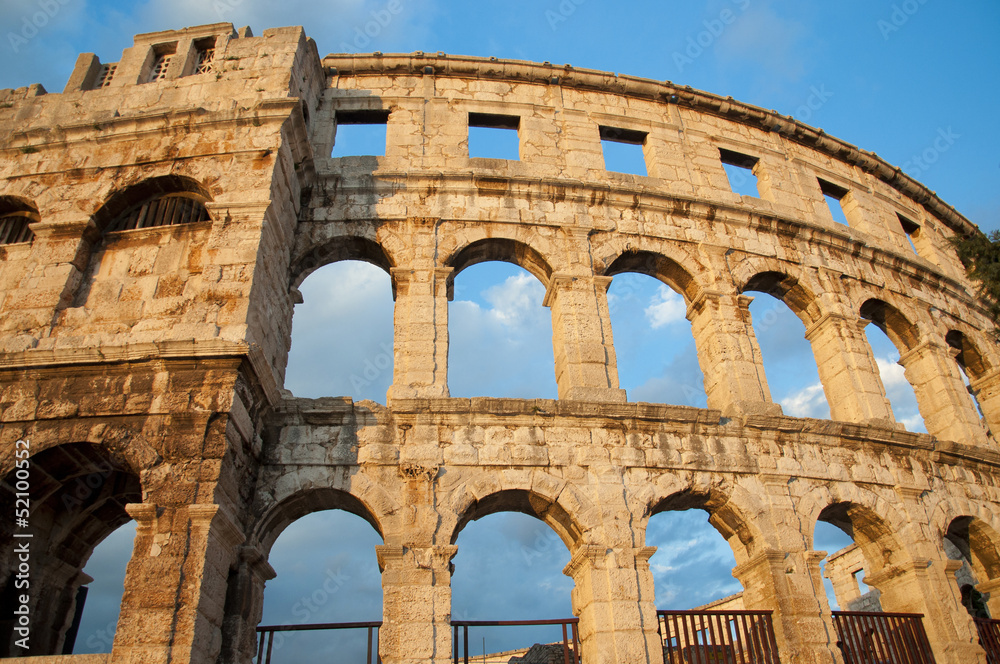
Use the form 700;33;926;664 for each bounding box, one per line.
644;284;687;329
779;382;830;419
286;261;395;401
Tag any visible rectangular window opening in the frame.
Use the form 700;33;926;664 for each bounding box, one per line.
333;109;390;157
719;148;760;197
897;213;920;255
147;43;177;83
600;125;648;176
96;63;117;88
818;178;850;226
468;112;520;160
193;38;216;75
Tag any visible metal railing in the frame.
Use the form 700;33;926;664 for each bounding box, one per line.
450;618;581;664
657;610;781;664
832;611;936;664
975;618;1000;664
255;620;382;664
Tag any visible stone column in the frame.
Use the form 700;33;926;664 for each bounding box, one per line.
804;313;895;425
899;338;988;444
969;369;1000;442
976;577;1000;617
686;290;782;417
377;544;457;664
563;544;661;664
218;545;275;664
544;273;627;403
387;266;452;400
864;557;986;664
733;549;841;664
111;503;245;664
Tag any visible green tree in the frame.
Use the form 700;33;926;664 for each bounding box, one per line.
952;230;1000;337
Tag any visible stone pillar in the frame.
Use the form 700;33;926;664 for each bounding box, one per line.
899;338;988;444
377;544;457;664
387;266;452;400
563;544;661;664
804;313;895;425
733;549;840;664
218;545;275;664
544;273;627;403
969;369;1000;442
686;290;782;417
865;558;986;664
976;577;1000;617
111;503;245;664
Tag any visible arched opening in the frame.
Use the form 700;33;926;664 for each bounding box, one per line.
447;240;556;399
606;271;706;407
744;272;828;418
91;175;212;233
451;490;576;659
813;502;908;614
944;516;1000;619
285;259;394;402
73;521;136;654
860;300;925;432
72;176;214;309
260;510;384;661
0;196;38;245
0;443;140;656
255;489;384;662
946;330;990;422
646;506;743;610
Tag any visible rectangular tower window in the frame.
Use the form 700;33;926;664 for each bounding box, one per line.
897;213;920;255
818;178;850;226
468;112;520;160
333;109;390;157
96;64;116;88
147;43;177;83
719;148;760;197
600;126;648;176
194;39;216;75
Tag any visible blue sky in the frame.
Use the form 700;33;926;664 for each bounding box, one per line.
5;0;996;659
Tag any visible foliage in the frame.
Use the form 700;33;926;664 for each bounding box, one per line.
952;230;1000;337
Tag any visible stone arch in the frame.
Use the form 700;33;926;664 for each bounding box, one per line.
289;233;397;291
945;516;1000;585
945;329;992;379
593;236;709;304
799;483;912;557
741;270;823;327
0;195;39;245
251;469;399;556
445;237;554;294
0;442;142;656
929;496;1000;584
252;486;385;558
635;475;770;565
444;471;595;551
859;298;921;354
91;174;213;233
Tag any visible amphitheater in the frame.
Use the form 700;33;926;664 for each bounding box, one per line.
1;21;999;664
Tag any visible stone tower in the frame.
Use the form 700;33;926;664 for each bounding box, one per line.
1;21;998;664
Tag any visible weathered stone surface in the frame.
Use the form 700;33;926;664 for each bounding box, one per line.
0;20;997;664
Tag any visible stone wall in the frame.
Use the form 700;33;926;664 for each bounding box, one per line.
0;21;998;664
